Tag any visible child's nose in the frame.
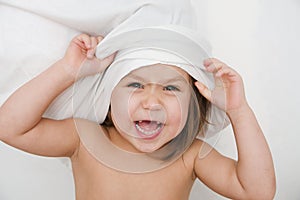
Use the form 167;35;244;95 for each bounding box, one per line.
141;85;163;110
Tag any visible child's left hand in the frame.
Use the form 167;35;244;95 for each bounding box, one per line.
195;58;248;114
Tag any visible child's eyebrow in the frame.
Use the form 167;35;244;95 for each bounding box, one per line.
161;76;188;85
126;73;188;84
126;74;147;82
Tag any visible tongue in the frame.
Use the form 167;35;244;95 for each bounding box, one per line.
137;121;159;131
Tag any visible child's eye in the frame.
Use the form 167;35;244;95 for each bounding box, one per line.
163;85;180;91
127;82;144;89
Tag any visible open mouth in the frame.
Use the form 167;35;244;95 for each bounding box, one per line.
135;120;164;139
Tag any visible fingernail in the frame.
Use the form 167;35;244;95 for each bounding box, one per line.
216;71;222;77
195;82;202;89
87;53;93;58
203;58;211;66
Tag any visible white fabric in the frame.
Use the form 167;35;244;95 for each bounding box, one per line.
0;0;195;103
58;25;229;137
0;0;228;138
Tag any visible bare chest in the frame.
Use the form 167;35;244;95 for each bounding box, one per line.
71;146;195;200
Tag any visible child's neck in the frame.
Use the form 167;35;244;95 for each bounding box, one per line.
105;126;142;153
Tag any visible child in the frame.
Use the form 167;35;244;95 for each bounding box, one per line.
0;33;276;199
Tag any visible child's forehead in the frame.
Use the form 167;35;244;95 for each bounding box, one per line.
125;63;190;82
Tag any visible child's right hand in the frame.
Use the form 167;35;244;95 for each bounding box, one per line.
195;58;247;115
61;34;115;80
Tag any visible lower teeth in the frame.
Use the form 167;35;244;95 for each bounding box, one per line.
135;123;161;136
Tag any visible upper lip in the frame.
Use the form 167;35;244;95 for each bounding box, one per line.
133;116;165;122
132;110;166;124
134;120;164;125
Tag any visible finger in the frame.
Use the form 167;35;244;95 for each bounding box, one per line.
204;59;229;74
97;35;104;43
204;57;230;68
78;34;92;49
91;36;98;49
216;67;242;84
97;52;117;72
194;81;212;102
203;58;224;67
205;62;225;73
216;67;232;77
87;37;98;59
215;64;238;77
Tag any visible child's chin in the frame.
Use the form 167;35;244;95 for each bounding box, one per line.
134;143;161;153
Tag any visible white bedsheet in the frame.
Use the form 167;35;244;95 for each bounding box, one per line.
2;1;300;200
0;0;196;106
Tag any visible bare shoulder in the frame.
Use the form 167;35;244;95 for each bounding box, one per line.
182;139;224;174
181;139;204;173
183;138;204;157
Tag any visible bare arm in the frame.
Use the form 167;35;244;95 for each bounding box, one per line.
0;34;115;157
0;60;78;157
194;58;276;199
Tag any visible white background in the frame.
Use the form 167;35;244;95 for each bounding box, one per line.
191;0;300;199
1;0;300;199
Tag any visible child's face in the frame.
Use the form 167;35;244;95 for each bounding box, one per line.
110;64;192;153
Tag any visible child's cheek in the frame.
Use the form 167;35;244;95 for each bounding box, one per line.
111;89;134;130
166;97;189;135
